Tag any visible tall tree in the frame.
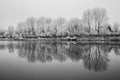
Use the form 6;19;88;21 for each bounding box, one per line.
82;9;93;34
92;8;109;34
26;17;36;36
82;8;109;34
16;22;28;38
36;17;52;36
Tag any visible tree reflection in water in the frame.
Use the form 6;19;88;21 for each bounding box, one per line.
1;41;120;72
83;44;110;72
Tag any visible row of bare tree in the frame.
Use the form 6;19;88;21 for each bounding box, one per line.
0;8;120;39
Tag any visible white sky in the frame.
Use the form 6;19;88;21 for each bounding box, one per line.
0;0;120;28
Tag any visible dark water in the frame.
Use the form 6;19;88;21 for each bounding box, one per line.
0;41;120;80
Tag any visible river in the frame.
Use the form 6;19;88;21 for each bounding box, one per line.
0;41;120;80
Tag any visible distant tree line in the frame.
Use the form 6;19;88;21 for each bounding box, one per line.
0;8;120;39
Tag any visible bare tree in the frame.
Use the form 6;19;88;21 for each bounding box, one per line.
82;9;93;34
16;22;28;38
57;24;68;37
26;17;36;36
13;8;110;38
92;8;109;34
83;8;109;35
36;17;46;36
43;17;52;36
50;17;67;37
7;26;14;38
67;18;84;36
0;28;6;37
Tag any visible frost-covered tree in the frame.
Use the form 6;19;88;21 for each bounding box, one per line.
92;8;109;34
50;17;67;37
16;22;28;38
82;8;109;35
67;18;84;36
36;17;52;36
26;17;36;36
7;26;14;38
82;9;93;34
57;24;68;37
43;17;52;36
0;27;6;37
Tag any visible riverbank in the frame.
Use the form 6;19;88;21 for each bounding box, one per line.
0;34;120;41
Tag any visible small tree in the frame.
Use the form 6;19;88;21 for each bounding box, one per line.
113;23;120;33
0;28;6;38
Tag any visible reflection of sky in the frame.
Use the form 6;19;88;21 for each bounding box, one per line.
0;0;120;28
109;50;120;72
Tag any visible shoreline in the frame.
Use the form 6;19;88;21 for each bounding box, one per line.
0;37;120;41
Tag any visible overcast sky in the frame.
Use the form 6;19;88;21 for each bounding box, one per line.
0;0;120;28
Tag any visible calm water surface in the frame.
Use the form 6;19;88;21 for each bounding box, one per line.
0;41;120;80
